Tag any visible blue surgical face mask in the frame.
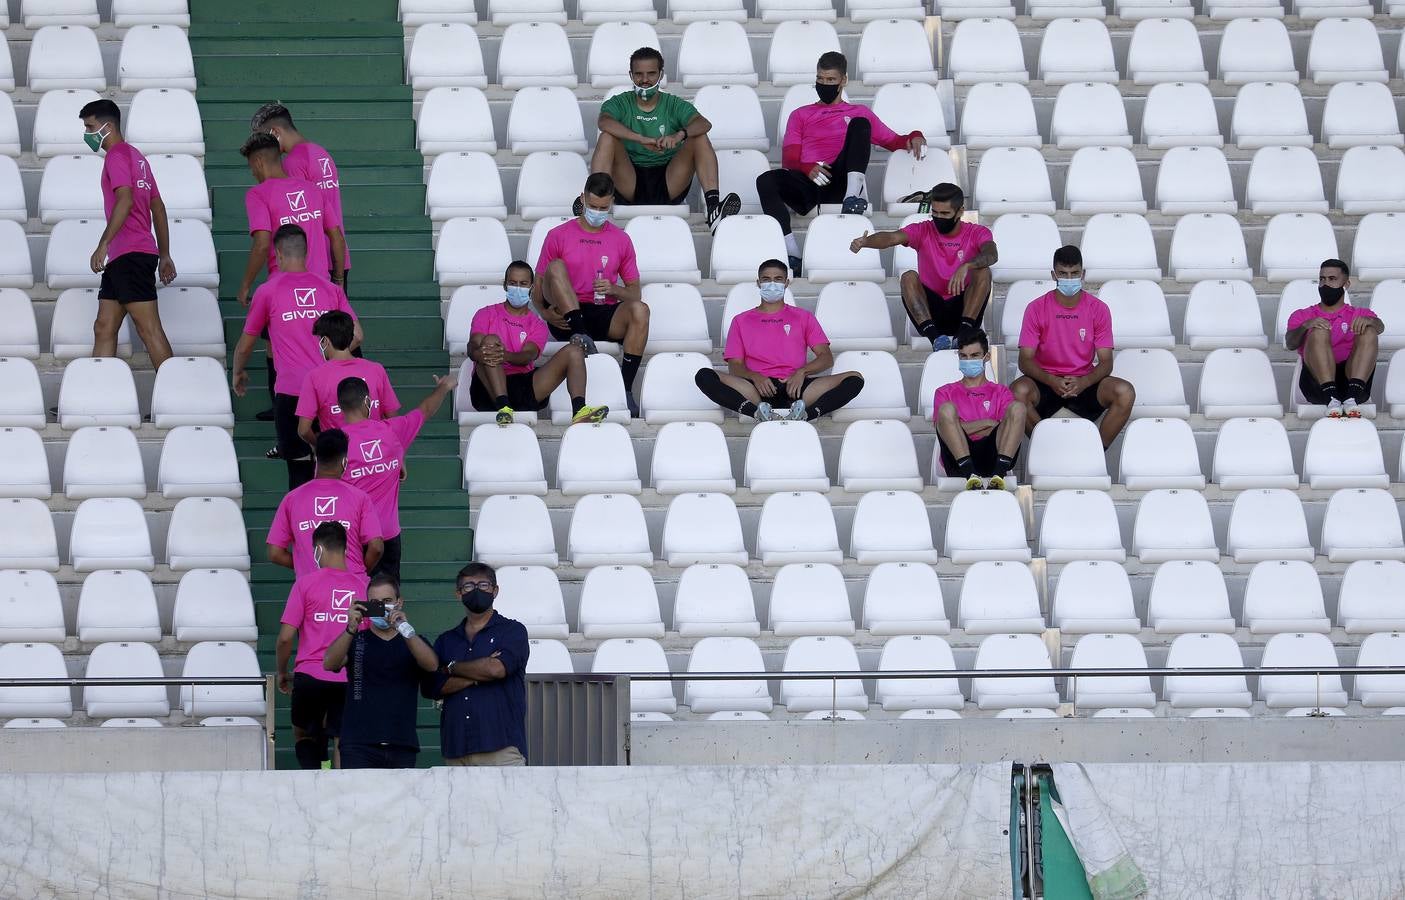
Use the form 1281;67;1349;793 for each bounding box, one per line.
505;285;531;308
758;282;786;303
369;616;390;629
1056;277;1082;297
583;206;610;227
958;359;985;378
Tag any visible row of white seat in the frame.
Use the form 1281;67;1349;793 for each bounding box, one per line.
452;346;1405;426
0;87;203;158
466;414;1405;497
436;209;1405;288
0;217;216;291
529;631;1405;713
0;567;254;644
17;153;210;223
0;0;188;28
0;495;248;572
0;356;232;429
0;286;224;360
0;24;193;92
4;715;259;727
470;486;1405;568
0;640;261;720
488;556;1405;640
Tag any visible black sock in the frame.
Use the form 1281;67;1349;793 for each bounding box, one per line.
621;353;642;391
564;309;587;335
494;394;509;409
571;396;585;414
805;374;865;421
705;189;720;213
738;400;758;418
994;454;1016;477
1320;380;1342;402
953;455;975;478
1346;378;1370;403
959;316;981;333
695;367;752;415
294;739;322;770
917;320;943;347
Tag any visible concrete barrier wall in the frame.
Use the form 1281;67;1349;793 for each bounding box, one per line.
0;725;266;773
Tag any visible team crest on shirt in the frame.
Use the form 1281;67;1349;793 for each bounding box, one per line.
294;287;317;307
1342;321;1350;332
320;157;334;178
783;323;791;335
286;190;307;211
1079;328;1087;342
983;400;990;410
359;439;383;462
330;590;355;609
519;330;527;343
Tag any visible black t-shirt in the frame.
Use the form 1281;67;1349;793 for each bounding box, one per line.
339;631;423;751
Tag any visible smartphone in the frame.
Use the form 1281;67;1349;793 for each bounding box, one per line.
362;599;386;618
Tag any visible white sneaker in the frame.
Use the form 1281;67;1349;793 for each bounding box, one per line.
1342;398;1361;418
1326;397;1344;418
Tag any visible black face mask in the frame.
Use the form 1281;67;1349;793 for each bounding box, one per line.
814;82;841;104
932;215;959;234
1319;285;1346;306
462;588;494;614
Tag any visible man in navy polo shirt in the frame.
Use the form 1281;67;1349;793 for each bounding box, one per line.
427;562;530;766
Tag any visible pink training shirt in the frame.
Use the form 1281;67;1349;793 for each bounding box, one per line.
900;219;994;296
242;270;355;396
1018;290;1114;378
283;141;350;271
535;218;640;307
724;304;829;379
780;102;918;172
266;476;383;579
1286;303;1378;364
279;567;370;681
296;357;401;430
469;302;550;375
101;141;161;260
932;380;1014;442
245;175;332;276
342;410;425;539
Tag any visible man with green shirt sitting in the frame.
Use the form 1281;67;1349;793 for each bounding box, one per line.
587;46;740;231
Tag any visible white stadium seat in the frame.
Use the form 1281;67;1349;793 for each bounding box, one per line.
1355;632;1405;707
944;489;1031;564
745;421;829;493
180;642;263;718
58;357;139;429
825;350;908;422
876;635;963;711
973;146;1055;215
1039;489;1126;563
171;569;256;643
488;0;566;23
1217;17;1297;84
568;493;653;567
400;0;477;24
147;154;211;223
1273;279;1318;343
769;563;856;636
0;570;63;643
546;354;630;426
39;155;101;224
1338;560;1405;633
118;24;194;91
1168;213;1252;282
998;280;1054;347
164;220;218;287
23;0;98;26
1245;146;1328;214
669;0;746;22
1322;81;1404;149
125;89;205;156
473;494;559;567
436;217;512;286
166;497;248;572
781;636;867;713
710;215;787;284
1162;632;1249;708
661;492;748;566
0;289;36;359
641;283;711;354
52;289;131;359
1336;146;1405;214
592;638;676;713
0;358;45;428
1226;488;1314;563
1242;559;1330;634
1098;280;1173;348
693;86;768;152
863;562;949;635
958;561;1043;634
63;426;145;500
755;491;842;566
407;23;487;89
674;564;759;636
463;424;547;496
1064;146;1147;214
28;25;104;91
758;0;834;22
578;566;665;639
1308;18;1387;84
507;87;587;154
1156;146;1236;214
1081;213;1161;280
856;19;936;84
0;499;58;570
677;21;758;88
651;421;735;494
71;498;152;572
716;149;769;214
1126;18;1206;84
427;153;506;222
34;89;100;158
971;633;1057;711
1184;281;1267;350
76;569;159;643
1118;417;1205;490
0;94;16;157
0;428;51;500
516;151;588;220
1302;418;1388;489
1353;213;1405;282
1390;348;1405;417
1261;213;1338;281
1320;488;1405;563
1141;82;1223;148
684;637;771;713
948;19;1027;84
815;281;897;352
494;566;569;640
960;82;1040;149
804;214;883;283
850;490;939;564
1132;488;1219;563
1259;633;1347;709
1198;348;1283;418
872;82;951;149
767;21;841;85
1052;560;1139;634
1069;633;1155;709
1212;417;1299;489
46;218;103;289
838;419;922;492
417;87;496;155
1231;82;1310;149
641;352;725;425
1027;418;1112;490
1049;82;1132;150
1113;348;1189;418
990;215;1061;282
557;423;642;495
1037;19;1116;84
150;357;233;428
156;289;222;360
626;217;701;284
0;643;72;718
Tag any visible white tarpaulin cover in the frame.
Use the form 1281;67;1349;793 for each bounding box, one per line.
0;764;1012;899
1053;762;1405;900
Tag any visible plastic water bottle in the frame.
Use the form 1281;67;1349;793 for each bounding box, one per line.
396;620;416;639
594;256;608;302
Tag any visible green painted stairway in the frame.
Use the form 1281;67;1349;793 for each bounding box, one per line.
189;0;471;767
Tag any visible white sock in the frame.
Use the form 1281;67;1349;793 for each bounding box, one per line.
784;232;801;258
845;172;867;199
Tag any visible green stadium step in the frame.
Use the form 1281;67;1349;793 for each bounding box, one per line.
212;217;430;244
204;117;415;153
222;314;444;348
217;250;434;287
218;284;442;309
236;459;465;493
251;560;467;587
190;21;404;40
205;166;424;192
233;433;461;457
192;0;398;25
203;150;427;171
194;54;404;88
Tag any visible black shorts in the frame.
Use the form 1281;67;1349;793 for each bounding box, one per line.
370;534;402;583
922;286;988;337
98;252;158;303
625;161;688;206
1299;361;1374;404
938;427;1016;478
546;302;620;342
1033;380;1107;422
764;376;817;406
339;743;417;769
290;672;345;739
469;370;548;411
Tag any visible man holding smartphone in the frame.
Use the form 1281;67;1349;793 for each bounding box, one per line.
323;574;439;769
